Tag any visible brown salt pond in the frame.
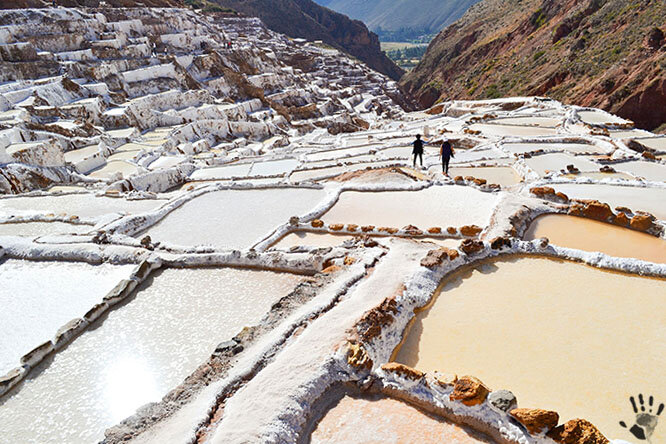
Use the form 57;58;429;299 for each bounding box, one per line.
393;257;666;442
310;394;493;444
525;214;666;263
449;167;521;186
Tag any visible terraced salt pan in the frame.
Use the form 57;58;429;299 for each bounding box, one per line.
147;188;327;248
272;231;354;249
634;136;666;151
88;160;140;179
0;259;135;376
290;161;401;183
321;186;498;229
578;110;627;124
502;142;605;155
0;194;167;218
394;257;666;442
487;116;560;127
305;146;373;161
189;163;253;180
63;145;100;163
310;395;493;443
0;268;301;444
562;172;633;180
449;167;521;186
148;155;185;170
613;161;666;182
524;153;599;176
249;158;299;177
0;221;91;236
525;214;666;263
552;184;666;220
609;129;652;139
468;123;559;137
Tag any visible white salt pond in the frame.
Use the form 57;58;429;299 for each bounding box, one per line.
634;137;666;151
578;110;627;125
0;267;301;444
249;158;299;177
189;163;253;180
613;161;666;182
502;142;605;155
393;257;666;442
469;123;559;137
0;259;135;376
88;160;140;179
0;221;92;236
310;394;493;443
524;153;599;176
488;116;561;127
525;214;666;263
272;231;354;249
146;188;327;248
552;184;666;220
321;186;498;229
0;194;167;219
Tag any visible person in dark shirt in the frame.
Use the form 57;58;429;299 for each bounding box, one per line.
412;134;425;168
440;139;454;175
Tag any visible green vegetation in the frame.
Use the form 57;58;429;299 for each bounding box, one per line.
184;0;234;13
533;50;545;61
531;7;547;28
382;43;429;70
485;83;501;99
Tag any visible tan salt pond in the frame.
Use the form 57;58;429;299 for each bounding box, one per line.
449;167;521;186
562;171;633;180
322;186;498;229
310;394;493;444
525;214;666;263
87;160;140;179
393;257;666;442
0;268;301;444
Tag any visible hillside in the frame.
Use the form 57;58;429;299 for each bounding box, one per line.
211;0;404;80
401;0;666;131
314;0;480;41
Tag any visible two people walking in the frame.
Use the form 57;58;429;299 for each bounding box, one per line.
412;134;454;175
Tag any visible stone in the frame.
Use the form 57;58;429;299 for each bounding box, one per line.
530;186;555;198
446;226;457;234
510;408;559;435
460;239;484;255
420;247;457;268
599;165;615;173
460;224;483;236
473;178;487;186
488;389;518;412
490;236;512;250
630;214;654;231
432;372;458;388
582;201;613;221
361;225;375;232
449;375;490;406
547;419;609;444
330;223;344;231
379;226;398;234
347;224;359;232
612;212;629;227
381;362;424;381
555;192;569;203
427;226;442;234
538;237;549;248
311;219;324;228
343;256;356;265
347;342;373;370
402;224;423;235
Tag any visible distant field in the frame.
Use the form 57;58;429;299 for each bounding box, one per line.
380;42;426;51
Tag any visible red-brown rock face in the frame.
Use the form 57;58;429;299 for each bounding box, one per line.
510;408;559;435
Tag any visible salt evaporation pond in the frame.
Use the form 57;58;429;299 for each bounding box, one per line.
189;163;253;180
0;259;135;375
502;142;606;155
146;188;326;248
322;186;498;229
449;167;521;186
0;267;301;444
613;161;666;182
0;221;92;236
249;158;299;177
393;257;666;442
552;184;666;220
88;160;140;179
272;231;354;249
0;194;167;218
468;123;558;137
524;153;599;176
525;214;666;263
310;394;493;443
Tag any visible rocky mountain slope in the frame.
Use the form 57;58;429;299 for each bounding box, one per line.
401;0;666;131
211;0;404;80
315;0;480;40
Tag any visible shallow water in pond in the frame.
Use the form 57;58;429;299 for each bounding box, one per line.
189;163;253;180
0;194;166;218
578;111;626;124
524;214;666;263
613;161;666;182
552;184;666;220
321;186;497;229
562;172;632;180
502;142;605;155
0;259;135;376
249;158;299;177
88;160;140;179
524;153;599;176
449;167;521;186
310;394;493;443
0;268;301;444
634;137;666;151
469;123;558;137
393;257;666;442
306;146;372;161
146;188;326;248
488;116;560;127
0;221;92;236
272;231;354;249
